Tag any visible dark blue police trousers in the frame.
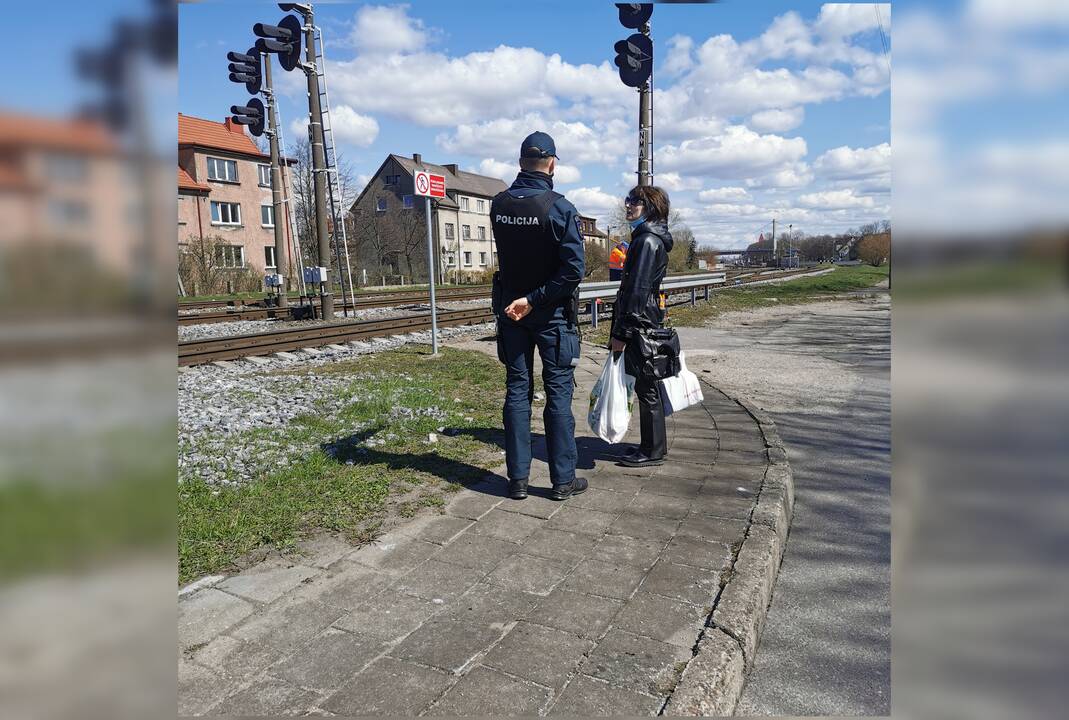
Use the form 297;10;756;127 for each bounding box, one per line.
497;312;580;486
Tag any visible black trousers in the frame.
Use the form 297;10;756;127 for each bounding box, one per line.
635;373;667;460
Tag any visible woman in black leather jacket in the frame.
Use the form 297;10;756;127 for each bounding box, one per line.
608;186;674;467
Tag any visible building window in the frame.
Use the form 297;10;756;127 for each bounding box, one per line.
215;244;245;268
462;224;471;240
445;252;455;266
261;204;274;227
179;242;189;255
403;194;414;209
444;223;455;240
210;201;241;225
460;196;469;211
206;157;238;183
46;153;88;182
264;246;276;270
477;199;485;213
479;252;487;266
477;226;486;240
257;164;271;186
463;251;472;266
48;199;89;225
384;174;400;185
376;197;387;212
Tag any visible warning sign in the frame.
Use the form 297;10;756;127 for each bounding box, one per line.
414;170;446;198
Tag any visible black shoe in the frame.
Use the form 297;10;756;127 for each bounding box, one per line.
620;446;643;460
619;453;664;468
549;476;588;501
508;478;528;500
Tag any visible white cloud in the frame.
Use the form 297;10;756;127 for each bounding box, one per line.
476;158;514;183
749;107;804;133
704;203;766;217
813;143;890;179
329;105;380;147
698;187;751;203
658;125;808;180
816;4;890;39
655;172;704;193
289;117;309;141
568;187;622;218
329;46;628;127
350;5;429;55
797;188;876;209
553;163;582;184
438;114;630;166
663;35;695;77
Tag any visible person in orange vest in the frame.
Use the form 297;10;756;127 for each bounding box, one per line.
608;238;629;281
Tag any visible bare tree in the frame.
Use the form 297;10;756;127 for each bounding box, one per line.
857;233;891;266
584;240;608;280
288;136;361;275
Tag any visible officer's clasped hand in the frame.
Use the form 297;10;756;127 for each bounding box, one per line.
504;297;532;322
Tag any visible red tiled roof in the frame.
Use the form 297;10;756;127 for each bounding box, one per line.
0;164;34;192
178;113;268;159
178;165;210;193
0;111;117;154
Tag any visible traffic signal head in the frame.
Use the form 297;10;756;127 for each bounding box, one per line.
278;2;311;15
614;33;653;88
230;98;266;137
253;14;303;71
616;3;653;29
226;48;262;94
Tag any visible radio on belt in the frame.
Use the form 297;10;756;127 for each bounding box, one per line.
303;266;329;284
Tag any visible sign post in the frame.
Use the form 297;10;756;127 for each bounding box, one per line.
414;169;447;355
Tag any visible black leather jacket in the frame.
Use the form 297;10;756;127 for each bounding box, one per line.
609;220;674;342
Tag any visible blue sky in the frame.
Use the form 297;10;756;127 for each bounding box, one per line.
177;1;892;248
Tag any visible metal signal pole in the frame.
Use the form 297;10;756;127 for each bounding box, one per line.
301;6;333;319
263;54;288;308
637;20;653;187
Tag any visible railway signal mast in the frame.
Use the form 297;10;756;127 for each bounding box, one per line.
614;4;654;186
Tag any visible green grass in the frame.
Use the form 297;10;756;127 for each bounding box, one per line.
178;346;505;584
587;264;888;344
891;257;1061;301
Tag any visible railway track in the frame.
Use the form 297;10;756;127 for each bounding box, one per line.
178;306;494;366
178;266;828;366
178;285;492;312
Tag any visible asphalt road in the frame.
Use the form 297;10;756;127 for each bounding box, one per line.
678;295;891;716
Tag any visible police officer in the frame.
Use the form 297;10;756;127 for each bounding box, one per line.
491;131;587;501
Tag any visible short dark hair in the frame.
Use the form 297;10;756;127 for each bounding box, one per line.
627;185;670;223
519;156;554;172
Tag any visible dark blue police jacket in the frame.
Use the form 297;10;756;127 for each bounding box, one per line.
493;170;585;322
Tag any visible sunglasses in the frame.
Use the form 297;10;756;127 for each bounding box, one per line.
624;196;643;206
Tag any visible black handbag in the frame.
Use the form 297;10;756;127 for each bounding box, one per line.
627;326;681;380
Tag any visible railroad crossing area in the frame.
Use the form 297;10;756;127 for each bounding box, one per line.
179;342;794;716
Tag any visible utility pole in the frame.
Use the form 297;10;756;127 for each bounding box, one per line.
788;223;793;268
263;54;288;308
771;218;777;266
299;5;333;319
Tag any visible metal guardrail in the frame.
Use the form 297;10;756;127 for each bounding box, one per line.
577;272;726;301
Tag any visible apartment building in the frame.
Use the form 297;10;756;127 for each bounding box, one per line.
178;113;294;279
348;153;507;283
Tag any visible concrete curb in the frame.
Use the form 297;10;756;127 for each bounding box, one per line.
663;385;794;716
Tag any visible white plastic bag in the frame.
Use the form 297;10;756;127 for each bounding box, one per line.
588;353;636;443
659;352;704;416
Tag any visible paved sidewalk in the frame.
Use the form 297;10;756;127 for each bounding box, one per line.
179;346;782;717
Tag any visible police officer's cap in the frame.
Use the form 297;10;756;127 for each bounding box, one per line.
520;131;558;160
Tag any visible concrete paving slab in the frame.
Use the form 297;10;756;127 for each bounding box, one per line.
627;491;693;519
568;486;637;513
528;588;624;640
440;583;542;626
426;664;551;716
592;533;666;570
545;504;619;536
663;535;734;572
289;560;396;611
480;621;594;690
561;558;647;601
642;558;722;607
294;533;356;569
209;676;318;716
518;526;599;564
321;656;454;716
392;558;486;602
613;591;710;648
606;512;681;543
677;514;749;545
330;588;445;642
433;531;517;573
470;507;543;542
347;537;440;574
582;628;690;697
178;588;255;650
496;492;564;519
485;553;573;596
443;489;503;520
178;660;237;716
215;561;319;604
389;618;508;674
548;674;664;717
270;627;386;691
402;514;475;545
